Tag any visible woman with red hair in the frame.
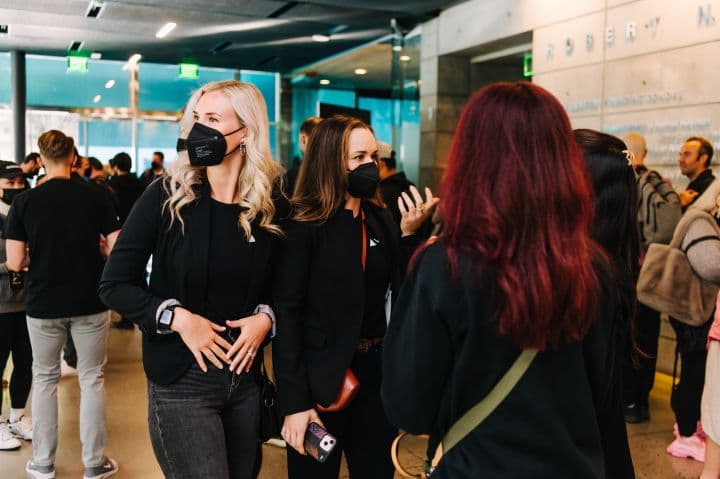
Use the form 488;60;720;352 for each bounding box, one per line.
382;82;609;477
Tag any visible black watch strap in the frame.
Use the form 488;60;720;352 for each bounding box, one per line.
158;304;179;332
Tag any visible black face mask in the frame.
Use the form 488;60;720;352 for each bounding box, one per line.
151;161;163;172
176;123;243;167
2;187;25;206
347;162;380;199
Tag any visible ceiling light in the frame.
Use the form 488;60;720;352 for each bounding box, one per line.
354;68;367;75
105;80;115;89
319;79;330;85
93;95;102;103
155;22;176;39
90;52;102;59
392;45;402;52
400;55;411;62
128;53;142;64
312;34;330;42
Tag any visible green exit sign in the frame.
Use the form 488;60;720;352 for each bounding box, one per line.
178;63;199;79
523;53;533;78
67;56;89;73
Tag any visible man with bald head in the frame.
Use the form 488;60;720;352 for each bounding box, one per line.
623;132;681;424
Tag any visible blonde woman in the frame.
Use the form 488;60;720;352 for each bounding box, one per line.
99;80;286;479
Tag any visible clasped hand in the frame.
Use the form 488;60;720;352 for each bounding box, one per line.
172;308;272;373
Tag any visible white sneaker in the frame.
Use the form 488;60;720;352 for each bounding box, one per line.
83;456;118;479
26;460;55;479
0;421;21;450
9;415;32;440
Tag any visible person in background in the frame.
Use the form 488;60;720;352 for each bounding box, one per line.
283;116;322;197
377;141;415;227
88;157;106;181
108;152;143;225
382;82;608;478
71;148;90;182
100;79;284;479
140;151;165;189
4;129;121;479
19;153;41;189
679;137;715;210
575;129;638;478
0;161;32;451
622;133;681;424
274;115;436;479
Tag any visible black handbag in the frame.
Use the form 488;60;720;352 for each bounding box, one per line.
259;360;282;442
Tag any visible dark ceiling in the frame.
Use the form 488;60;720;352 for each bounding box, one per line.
0;0;461;72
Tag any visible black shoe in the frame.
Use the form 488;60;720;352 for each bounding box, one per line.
624;402;649;423
112;320;134;330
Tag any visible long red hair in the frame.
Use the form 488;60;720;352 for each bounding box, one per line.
440;82;600;351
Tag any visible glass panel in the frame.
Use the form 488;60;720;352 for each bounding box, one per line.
138;120;180;171
358;97;392;145
318;88;355;108
27;55;130;109
85;119;133;166
0;53;10;105
139;63;235;111
240;70;278;122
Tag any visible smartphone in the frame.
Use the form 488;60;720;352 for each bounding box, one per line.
304;422;337;463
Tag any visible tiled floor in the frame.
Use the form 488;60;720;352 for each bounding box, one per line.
0;327;706;478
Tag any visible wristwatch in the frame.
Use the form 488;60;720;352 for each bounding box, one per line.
158;304;179;332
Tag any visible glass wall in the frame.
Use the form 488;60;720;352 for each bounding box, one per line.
0;53;281;168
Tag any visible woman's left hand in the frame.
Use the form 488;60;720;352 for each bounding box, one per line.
399;185;440;237
225;313;273;373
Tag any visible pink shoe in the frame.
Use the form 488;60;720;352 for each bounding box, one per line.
667;435;706;462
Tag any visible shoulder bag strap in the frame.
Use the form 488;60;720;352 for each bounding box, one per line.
441;348;538;455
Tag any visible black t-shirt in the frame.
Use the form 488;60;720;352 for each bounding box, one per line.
3;178;121;318
358;214;392;338
204;198;253;325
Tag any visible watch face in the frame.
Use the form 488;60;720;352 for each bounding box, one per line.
160;308;174;328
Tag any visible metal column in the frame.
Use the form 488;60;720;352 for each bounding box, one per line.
10;50;26;164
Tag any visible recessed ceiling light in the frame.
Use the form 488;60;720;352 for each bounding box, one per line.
400;55;411;62
312;34;330;42
354;68;367;75
128;53;142;64
105;80;115;89
90;52;102;59
156;22;176;39
392;45;402;52
319;79;330;85
93;94;102;103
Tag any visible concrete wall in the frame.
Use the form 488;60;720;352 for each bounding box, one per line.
422;0;720;373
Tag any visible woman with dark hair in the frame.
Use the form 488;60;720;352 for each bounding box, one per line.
273;115;436;479
575;128;638;478
381;82;608;478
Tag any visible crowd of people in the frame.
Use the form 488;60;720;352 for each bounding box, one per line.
0;78;719;479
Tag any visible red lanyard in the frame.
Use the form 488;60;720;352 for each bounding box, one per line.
361;211;367;272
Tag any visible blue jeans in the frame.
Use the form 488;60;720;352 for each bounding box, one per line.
148;363;261;479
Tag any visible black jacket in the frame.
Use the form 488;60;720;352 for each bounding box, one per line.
108;173;144;224
685;168;715;210
382;243;605;478
272;201;421;416
99;179;286;384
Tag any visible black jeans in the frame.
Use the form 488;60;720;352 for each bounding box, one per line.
148;362;261;479
623;303;661;407
0;311;32;412
671;350;707;437
287;347;397;479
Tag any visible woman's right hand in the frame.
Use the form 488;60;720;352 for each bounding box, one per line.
171;308;233;372
281;409;324;455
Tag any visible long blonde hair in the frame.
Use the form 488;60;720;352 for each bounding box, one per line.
164;80;282;238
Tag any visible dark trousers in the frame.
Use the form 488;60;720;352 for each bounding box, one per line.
148;363;261;479
623;303;661;407
287;348;397;479
0;311;33;413
671;350;707;437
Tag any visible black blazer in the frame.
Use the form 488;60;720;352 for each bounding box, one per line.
272;201;421;416
99;179;286;384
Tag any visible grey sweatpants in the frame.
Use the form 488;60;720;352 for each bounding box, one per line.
26;312;110;468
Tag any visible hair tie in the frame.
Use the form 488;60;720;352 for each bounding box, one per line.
622;149;634;166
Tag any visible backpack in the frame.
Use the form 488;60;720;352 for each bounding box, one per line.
637;170;682;249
